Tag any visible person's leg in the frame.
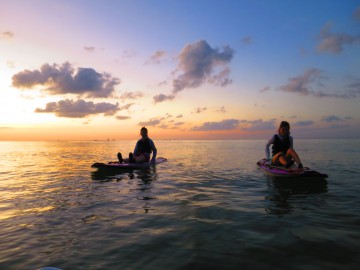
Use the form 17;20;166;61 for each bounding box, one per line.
117;152;123;163
117;153;130;163
286;149;303;168
271;152;287;166
129;152;134;163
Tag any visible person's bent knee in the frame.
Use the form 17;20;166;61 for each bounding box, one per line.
287;149;295;155
272;152;284;164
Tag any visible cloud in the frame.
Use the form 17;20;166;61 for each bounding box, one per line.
1;31;14;38
294;120;315;127
327;123;350;129
274;70;351;99
138;117;163;127
217;106;226;113
207;67;232;86
120;91;143;100
12;62;120;98
35;99;119;118
192;107;207;114
192;119;276;132
137;115;186;130
260;86;270;93
176;114;183;118
278;68;348;98
346;78;360;97
316;23;360;54
158;121;186;130
279;69;323;95
158;80;168;87
119;103;135;111
154;40;234;103
174;121;185;127
241;36;253;45
239;119;276;131
84;46;95;52
320;115;351;130
311;91;348;98
321;115;344;123
158;124;169;129
116;115;131;120
153;93;175;103
122;50;136;59
353;6;360;21
146;50;167;64
191;119;239;131
173;40;234;92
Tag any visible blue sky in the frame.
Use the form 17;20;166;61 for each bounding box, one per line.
1;0;360;140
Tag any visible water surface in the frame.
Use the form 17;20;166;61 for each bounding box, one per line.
0;140;359;269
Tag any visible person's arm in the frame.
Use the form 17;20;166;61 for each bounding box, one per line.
133;141;139;155
289;136;294;149
149;139;157;162
265;135;275;160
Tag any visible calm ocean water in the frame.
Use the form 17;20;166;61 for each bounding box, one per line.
0;139;359;270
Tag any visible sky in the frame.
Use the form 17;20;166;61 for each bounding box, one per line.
1;0;360;140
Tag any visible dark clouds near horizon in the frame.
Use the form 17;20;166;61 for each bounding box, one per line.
294;120;315;127
137;115;185;130
154;40;234;103
12;62;120;98
191;118;276;132
321;115;351;123
191;119;240;131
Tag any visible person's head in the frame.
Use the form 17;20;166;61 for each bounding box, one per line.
278;121;290;136
140;127;148;138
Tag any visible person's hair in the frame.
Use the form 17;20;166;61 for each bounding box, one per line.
278;121;290;134
140;127;148;133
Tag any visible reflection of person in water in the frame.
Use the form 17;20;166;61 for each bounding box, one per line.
117;127;157;164
265;177;327;215
265;121;303;169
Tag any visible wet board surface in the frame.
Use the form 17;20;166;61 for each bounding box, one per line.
91;157;167;170
257;158;328;178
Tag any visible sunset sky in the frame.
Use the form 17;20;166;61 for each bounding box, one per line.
1;0;360;140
